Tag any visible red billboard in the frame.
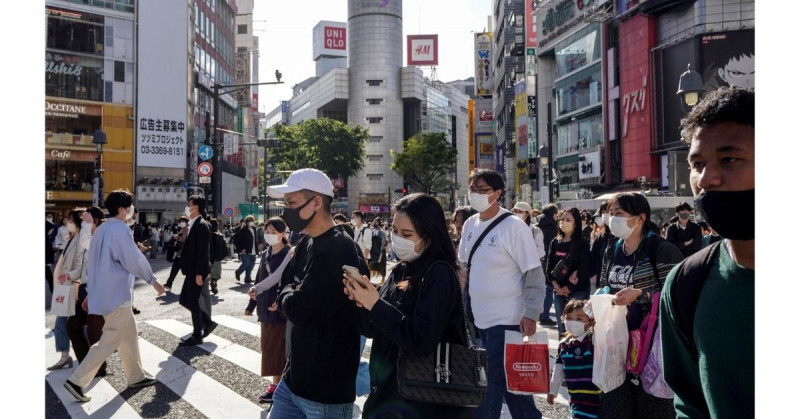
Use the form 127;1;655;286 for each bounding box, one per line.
407;35;438;66
324;26;346;50
619;14;657;181
525;0;538;48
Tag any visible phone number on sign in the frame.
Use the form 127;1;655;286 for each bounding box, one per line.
140;145;184;156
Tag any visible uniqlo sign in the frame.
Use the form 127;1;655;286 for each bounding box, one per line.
324;26;346;50
407;35;438;66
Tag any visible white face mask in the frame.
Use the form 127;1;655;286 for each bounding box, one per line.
264;233;280;246
248;222;254;228
391;232;422;262
67;222;77;233
594;216;605;227
126;218;135;226
46;217;53;223
178;222;187;229
125;205;135;220
565;320;588;337
608;216;637;240
602;213;610;225
184;206;192;217
468;191;495;213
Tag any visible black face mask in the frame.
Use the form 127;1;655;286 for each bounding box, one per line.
282;197;316;233
694;189;754;241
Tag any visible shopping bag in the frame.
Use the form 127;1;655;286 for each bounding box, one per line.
50;284;75;317
504;330;550;394
626;291;660;375
590;294;628;393
642;323;674;399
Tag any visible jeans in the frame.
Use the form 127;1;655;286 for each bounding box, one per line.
475;325;542;419
54;316;70;353
554;290;590;335
539;282;554;322
268;381;353;419
236;254;256;282
356;336;370;396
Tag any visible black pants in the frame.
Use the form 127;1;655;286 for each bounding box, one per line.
67;288;107;374
45;265;53;293
165;257;181;287
598;375;675;418
190;278;214;339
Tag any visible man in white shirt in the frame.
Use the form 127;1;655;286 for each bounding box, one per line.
457;169;546;419
351;211;371;262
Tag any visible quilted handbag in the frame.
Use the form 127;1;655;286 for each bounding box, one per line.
396;262;488;407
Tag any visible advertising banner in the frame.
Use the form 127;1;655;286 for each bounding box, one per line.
136;0;188;169
477;133;494;169
313;21;347;60
525;0;538;48
475;33;493;97
407;35;438;66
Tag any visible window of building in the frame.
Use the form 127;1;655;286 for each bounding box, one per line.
367;155;383;162
366;98;383;105
366;174;384;181
556;113;603;155
556;69;602;117
555;25;601;79
46;52;104;101
366;117;383;123
238;24;247;34
46;7;105;55
114;60;125;82
369;136;383;143
366;80;383;87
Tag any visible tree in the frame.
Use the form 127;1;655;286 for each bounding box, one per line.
269;118;368;180
391;132;458;194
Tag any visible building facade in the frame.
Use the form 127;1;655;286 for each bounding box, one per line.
45;1;136;216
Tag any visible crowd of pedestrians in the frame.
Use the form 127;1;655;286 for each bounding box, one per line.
47;86;753;418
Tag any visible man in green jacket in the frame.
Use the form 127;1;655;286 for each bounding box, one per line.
660;86;754;418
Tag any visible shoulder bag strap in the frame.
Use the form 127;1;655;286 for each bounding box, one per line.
466;212;513;273
672;240;721;359
416;261;480;349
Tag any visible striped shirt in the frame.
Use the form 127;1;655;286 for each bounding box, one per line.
556;333;601;418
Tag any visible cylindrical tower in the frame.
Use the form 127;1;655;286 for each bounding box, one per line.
347;0;403;212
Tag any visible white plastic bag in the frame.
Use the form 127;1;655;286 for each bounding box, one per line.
590;294;628;393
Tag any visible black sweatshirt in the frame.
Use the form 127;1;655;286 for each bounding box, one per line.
277;225;362;404
545;238;592;293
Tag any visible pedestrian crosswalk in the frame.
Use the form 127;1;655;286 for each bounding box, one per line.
45;311;572;418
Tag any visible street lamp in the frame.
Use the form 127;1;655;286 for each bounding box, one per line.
92;129;107;207
257;134;281;218
209;73;284;217
676;63;704;109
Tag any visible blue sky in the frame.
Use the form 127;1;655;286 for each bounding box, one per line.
253;0;492;113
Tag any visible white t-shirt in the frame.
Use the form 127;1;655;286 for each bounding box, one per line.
457;208;542;329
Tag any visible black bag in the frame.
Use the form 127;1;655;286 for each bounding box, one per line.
549;257;571;283
397;262;488;407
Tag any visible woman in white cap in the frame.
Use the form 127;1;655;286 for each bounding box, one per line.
512;201;545;260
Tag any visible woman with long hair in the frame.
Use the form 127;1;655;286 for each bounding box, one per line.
596;192;683;418
544;207;593;335
247;217;291;404
65;206;107;376
450;205;477;249
343;193;472;418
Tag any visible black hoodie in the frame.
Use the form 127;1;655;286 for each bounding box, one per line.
536;214;558;259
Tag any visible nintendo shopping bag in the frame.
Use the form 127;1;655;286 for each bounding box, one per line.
590;294;628;393
504;330;550;394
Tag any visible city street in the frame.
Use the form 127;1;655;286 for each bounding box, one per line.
45;251;572;418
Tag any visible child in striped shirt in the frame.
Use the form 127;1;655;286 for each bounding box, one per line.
547;299;601;419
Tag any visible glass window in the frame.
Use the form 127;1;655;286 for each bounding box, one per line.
366;99;383;105
238;24;247;34
556;114;603;155
556;69;602;116
46;52;104;101
366;80;383;87
555;26;601;79
366;117;383;123
114;60;124;82
46;8;105;55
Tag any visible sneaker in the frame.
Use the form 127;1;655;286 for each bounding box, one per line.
132;307;141;315
235;273;241;282
179;336;203;346
64;380;90;403
164;286;171;292
128;376;158;389
202;322;218;338
258;384;277;403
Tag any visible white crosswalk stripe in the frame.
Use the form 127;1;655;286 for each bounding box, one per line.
47;312;572;418
45;332;143;419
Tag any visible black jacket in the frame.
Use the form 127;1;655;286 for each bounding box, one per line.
536;214;558;260
277;225;364;404
590;230;615;278
179;217;211;311
666;220;703;257
358;259;472;418
247;246;290;324
234;226;258;254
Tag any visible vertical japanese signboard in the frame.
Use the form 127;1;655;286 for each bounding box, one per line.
136;0;188;169
475;32;493;97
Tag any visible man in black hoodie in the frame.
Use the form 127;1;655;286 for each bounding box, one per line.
535;204;559;326
267;168;363;418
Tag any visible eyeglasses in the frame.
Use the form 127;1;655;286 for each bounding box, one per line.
468;187;494;194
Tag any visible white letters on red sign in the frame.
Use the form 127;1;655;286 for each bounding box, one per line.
622;75;647;138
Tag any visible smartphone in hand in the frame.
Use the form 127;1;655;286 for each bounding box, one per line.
343;265;368;289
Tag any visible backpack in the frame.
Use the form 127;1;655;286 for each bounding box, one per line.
667;241;722;359
211;233;227;263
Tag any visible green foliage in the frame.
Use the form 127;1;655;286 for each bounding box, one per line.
268;118;368;180
391;132;458;194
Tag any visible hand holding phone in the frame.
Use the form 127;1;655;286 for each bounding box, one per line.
343;265;368;289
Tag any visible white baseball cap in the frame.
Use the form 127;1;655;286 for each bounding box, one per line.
267;168;334;198
513;202;533;212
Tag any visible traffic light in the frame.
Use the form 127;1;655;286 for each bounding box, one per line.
402;187;407;195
